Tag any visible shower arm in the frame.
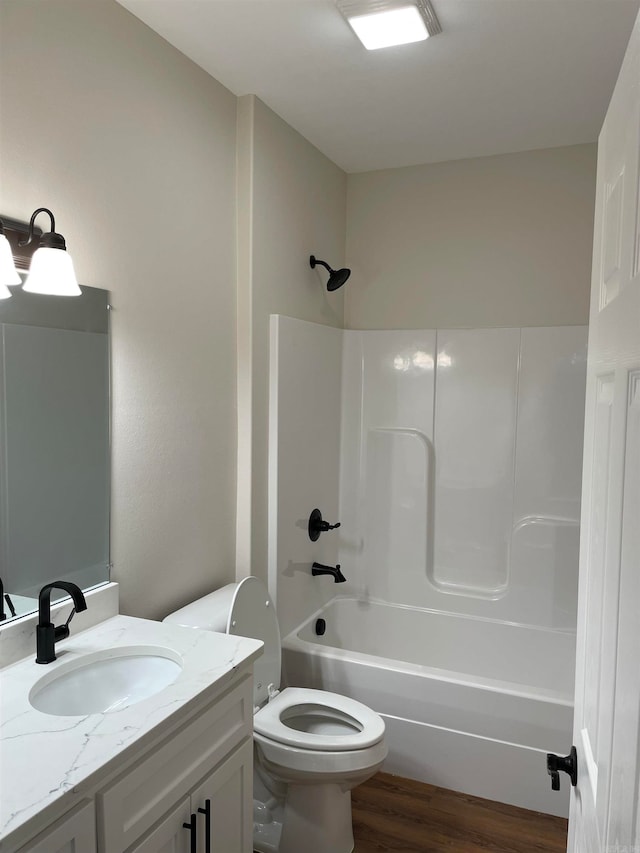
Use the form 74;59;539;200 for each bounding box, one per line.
311;257;332;273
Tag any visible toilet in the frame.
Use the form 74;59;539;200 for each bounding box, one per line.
164;576;387;853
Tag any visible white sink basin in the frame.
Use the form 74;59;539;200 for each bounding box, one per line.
29;646;183;716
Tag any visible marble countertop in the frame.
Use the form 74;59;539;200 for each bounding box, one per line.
0;615;262;843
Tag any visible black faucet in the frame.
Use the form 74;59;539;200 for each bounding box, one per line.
312;562;346;583
0;579;14;620
36;581;87;664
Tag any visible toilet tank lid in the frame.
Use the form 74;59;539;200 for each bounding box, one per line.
163;583;238;633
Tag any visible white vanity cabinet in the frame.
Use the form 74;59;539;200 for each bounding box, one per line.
12;674;254;853
129;740;253;853
188;739;253;853
1;615;263;853
98;675;253;853
125;798;192;853
15;801;97;853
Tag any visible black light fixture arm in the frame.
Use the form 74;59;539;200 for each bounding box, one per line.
19;208;66;250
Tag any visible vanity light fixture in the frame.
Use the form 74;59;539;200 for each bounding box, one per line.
0;221;21;299
0;210;80;298
337;0;441;50
20;208;80;297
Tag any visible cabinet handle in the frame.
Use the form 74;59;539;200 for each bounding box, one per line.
183;812;197;853
198;798;212;853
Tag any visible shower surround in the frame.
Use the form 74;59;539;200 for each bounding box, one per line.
339;326;585;628
269;316;587;817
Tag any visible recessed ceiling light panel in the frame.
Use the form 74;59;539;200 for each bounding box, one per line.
337;0;441;50
349;6;427;50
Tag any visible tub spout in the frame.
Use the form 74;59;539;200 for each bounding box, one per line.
312;562;346;583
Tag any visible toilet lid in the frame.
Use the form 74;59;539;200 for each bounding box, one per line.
254;687;385;751
227;577;281;709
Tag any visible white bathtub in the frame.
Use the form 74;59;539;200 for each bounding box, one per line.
282;597;574;818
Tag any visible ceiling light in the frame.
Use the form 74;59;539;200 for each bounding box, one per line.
338;0;441;50
349;6;426;50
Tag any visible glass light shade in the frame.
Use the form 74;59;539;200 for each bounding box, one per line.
0;282;12;299
22;247;81;297
0;233;21;286
348;5;428;50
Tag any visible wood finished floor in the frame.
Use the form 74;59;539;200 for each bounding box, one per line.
351;773;568;853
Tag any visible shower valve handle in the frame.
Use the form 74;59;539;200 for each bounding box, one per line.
546;746;577;791
308;508;341;541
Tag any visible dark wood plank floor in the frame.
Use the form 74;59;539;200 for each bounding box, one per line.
352;773;568;853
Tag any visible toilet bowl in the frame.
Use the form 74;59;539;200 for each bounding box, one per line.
164;577;387;853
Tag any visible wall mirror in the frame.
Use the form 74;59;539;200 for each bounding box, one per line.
0;285;110;622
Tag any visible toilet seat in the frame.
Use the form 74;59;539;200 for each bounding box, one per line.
254;729;388;780
254;687;385;751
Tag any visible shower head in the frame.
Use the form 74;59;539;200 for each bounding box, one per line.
309;255;351;292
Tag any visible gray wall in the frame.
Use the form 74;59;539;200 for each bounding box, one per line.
0;0;238;618
345;144;597;329
236;96;347;581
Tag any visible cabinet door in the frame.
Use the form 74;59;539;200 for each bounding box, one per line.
128;798;191;853
17;800;96;853
191;739;253;853
97;677;252;853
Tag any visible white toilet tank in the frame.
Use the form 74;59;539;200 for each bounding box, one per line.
164;577;281;709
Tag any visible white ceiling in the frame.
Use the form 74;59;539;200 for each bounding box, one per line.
116;0;640;173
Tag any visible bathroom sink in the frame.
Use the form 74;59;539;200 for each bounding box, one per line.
29;646;183;716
